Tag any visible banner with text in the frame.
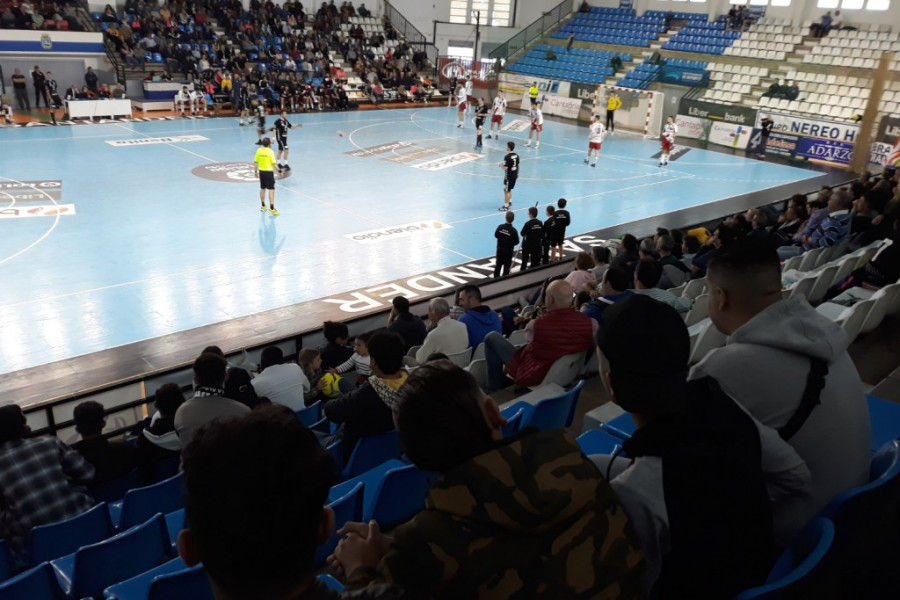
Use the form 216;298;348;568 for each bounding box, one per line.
675;114;710;141
754;112;859;167
498;74;570;110
679;98;757;127
660;65;709;88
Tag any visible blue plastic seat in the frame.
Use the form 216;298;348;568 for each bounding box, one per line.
90;468;142;503
0;563;64;600
28;502;115;566
296;401;322;426
102;556;190;600
601;413;637;440
316;481;363;564
522;380;585;431
732;518;836;599
51;513;172;599
865;394;900;453
109;472;184;531
146;563;212;600
342;431;401;479
576;429;625;456
363;462;436;529
501;407;524;437
318;574;344;591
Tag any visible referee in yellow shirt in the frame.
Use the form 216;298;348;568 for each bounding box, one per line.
254;137;279;215
528;82;539;106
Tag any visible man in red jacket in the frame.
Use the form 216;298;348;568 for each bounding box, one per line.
484;280;594;391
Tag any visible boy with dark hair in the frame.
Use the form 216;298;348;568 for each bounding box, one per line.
332;361;644;598
593;295;776;598
553;198;571;260
73;400;140;484
136;382;185;480
0;404;94;557
323;332;407;460
493;210;519;277
320;321;354;370
519;206;543;271
178;405;406;600
541;204;557;265
174;353;250;447
499;141;518;211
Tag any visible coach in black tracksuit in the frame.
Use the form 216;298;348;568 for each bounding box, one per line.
494;211;520;277
520;206;544;272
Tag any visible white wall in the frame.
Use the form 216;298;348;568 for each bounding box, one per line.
387;0;578;55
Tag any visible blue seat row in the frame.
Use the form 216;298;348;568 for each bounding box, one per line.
662;41;729;54
552;31;653;47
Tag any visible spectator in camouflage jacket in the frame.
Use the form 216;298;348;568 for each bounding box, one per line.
333;361;645;599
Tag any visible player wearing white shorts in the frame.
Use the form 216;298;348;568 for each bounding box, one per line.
464;79;473;112
486;91;506;139
190;89;209;115
174;86;193;116
524;104;543;149
456;83;468;128
584;114;606;167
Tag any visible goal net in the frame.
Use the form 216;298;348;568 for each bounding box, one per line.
584;84;665;138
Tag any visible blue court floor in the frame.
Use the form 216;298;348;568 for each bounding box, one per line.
0;106;824;375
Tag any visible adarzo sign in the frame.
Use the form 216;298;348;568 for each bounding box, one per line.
191;162;292;183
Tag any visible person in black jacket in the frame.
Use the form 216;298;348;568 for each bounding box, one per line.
323;333;407;461
493;210;519;277
72;401;140;485
520;206;544;271
319;321;354;370
386;296;426;353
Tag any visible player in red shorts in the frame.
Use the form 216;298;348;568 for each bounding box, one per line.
524;103;543;149
659;115;678;167
455;81;468;128
486;91;506;139
584;114;606;167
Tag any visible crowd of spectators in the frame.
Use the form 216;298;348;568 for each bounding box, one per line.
0;0;85;31
0;162;898;596
86;0;435;112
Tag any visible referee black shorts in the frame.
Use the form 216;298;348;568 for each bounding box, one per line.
259;170;276;190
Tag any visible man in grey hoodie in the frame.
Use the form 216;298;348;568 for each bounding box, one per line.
691;239;870;547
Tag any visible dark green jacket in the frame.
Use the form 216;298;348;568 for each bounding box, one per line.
350;428;644;599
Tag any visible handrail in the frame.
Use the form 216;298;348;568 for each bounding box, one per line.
383;0;439;75
488;0;572;64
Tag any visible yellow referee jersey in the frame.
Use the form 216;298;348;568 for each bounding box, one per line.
254;147;276;172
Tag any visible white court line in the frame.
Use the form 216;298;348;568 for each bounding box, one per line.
0;176;61;266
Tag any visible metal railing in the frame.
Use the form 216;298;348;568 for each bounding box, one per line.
488;0;572;65
384;0;438;74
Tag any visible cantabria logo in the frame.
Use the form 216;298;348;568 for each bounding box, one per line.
191;162;292;183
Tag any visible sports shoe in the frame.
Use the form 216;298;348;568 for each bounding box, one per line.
535;142;540;149
591;163;596;167
498;205;508;212
239;121;245;126
476;142;482;148
456;123;462;128
658;162;663;167
255;140;263;145
583;158;589;164
485;134;491;139
269;208;280;215
260;205;267;211
283;165;291;171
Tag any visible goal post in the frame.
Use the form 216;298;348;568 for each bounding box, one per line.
584;84;665;139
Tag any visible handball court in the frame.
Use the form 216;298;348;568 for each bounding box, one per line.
0;105;845;405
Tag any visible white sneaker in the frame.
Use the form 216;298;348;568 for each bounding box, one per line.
535;142;540;149
524;141;531;147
